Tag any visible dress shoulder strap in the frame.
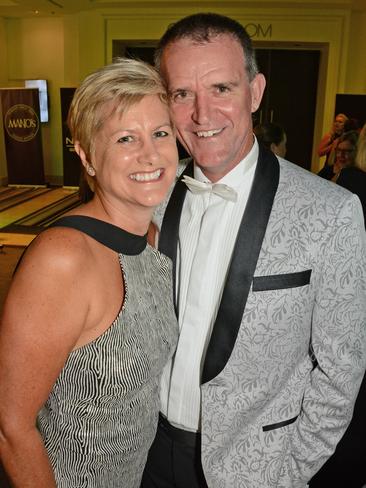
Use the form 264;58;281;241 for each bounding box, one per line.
50;215;147;255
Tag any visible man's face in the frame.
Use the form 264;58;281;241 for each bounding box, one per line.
160;34;266;182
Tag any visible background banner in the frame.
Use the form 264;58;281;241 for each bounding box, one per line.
0;88;45;185
60;87;80;187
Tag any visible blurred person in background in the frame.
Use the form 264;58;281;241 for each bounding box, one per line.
332;130;359;178
318;130;358;181
254;122;287;158
317;113;348;167
336;124;366;225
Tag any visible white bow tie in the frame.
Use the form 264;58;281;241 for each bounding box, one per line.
182;175;238;203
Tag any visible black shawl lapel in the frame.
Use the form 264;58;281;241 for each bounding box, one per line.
159;160;194;314
201;147;280;384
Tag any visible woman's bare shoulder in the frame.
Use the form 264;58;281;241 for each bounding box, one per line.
19;226;93;277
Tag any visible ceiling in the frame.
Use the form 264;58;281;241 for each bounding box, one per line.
0;0;365;18
0;0;96;17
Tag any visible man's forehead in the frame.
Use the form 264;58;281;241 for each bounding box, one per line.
161;37;246;86
163;33;242;55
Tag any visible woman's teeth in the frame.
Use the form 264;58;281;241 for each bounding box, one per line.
129;169;162;181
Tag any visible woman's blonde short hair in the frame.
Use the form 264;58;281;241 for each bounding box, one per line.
68;57;167;190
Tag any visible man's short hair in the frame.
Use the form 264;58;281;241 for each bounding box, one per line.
155;12;259;81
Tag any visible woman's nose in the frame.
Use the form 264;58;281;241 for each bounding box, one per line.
137;138;160;165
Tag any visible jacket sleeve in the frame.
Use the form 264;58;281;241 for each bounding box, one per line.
278;193;366;487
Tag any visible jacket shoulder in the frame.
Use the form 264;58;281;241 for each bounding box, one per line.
278;158;353;204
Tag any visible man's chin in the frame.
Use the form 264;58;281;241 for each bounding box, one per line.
193;154;222;169
194;161;221;173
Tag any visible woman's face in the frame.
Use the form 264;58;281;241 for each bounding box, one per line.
335;140;355;169
91;94;178;212
333;115;346;135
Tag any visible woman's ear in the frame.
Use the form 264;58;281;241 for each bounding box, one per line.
74;141;87;166
74;141;96;177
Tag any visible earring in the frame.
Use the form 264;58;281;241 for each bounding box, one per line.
86;164;96;176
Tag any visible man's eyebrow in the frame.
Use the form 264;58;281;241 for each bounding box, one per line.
169;87;190;93
212;80;239;88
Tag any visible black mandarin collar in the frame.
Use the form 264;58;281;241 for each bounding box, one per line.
51;215;147;255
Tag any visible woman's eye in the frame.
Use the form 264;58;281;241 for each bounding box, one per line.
154;130;169;138
118;135;133;143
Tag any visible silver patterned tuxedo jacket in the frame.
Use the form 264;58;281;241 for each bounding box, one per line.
156;147;366;488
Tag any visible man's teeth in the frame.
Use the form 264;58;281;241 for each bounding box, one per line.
129;169;162;182
196;129;222;138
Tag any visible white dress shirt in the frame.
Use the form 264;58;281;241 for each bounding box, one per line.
160;139;259;432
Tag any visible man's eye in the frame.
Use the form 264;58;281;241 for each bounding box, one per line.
118;135;133;143
216;85;230;93
171;90;193;103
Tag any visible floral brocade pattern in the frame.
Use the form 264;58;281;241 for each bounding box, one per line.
201;160;366;488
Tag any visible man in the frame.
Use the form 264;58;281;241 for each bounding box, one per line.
141;12;366;488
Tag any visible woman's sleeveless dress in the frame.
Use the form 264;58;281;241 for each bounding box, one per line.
36;215;178;487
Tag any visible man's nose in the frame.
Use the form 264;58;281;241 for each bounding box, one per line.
192;93;211;125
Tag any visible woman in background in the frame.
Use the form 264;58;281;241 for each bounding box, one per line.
336;124;366;225
0;58;178;487
317;112;348;167
254;122;287;158
318;130;359;181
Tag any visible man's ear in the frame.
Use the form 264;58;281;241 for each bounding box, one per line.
250;73;266;113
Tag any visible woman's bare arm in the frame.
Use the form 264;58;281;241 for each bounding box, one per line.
0;229;92;487
318;132;337;157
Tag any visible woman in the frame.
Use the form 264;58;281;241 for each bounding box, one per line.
336;124;366;225
318;130;358;181
317;112;348;166
0;58;178;487
253;122;287;158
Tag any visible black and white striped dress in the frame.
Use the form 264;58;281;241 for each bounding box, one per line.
36;216;178;487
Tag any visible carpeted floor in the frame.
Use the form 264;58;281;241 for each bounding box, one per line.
0;247;19;486
0;245;25;312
